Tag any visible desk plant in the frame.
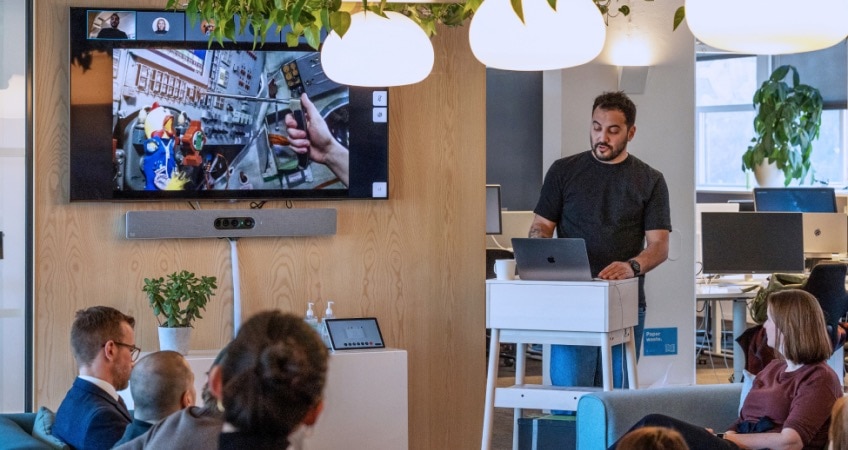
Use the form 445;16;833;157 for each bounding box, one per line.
143;270;217;354
741;64;823;187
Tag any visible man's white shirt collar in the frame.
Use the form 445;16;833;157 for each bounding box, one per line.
78;375;120;402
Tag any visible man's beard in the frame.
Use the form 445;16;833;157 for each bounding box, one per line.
592;141;626;162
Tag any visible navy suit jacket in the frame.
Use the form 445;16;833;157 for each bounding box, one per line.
53;377;132;450
113;418;153;446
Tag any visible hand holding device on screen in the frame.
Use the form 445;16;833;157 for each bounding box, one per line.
285;93;350;187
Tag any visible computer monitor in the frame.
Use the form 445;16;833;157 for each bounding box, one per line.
695;203;740;266
701;212;805;274
486;185;502;235
753;187;837;213
488;210;535;250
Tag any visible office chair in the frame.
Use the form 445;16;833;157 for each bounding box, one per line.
737;263;848;378
486;248;517;367
802;262;848;355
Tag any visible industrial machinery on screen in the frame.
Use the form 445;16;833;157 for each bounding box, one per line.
112;48;349;193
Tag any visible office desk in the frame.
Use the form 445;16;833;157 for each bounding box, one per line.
696;285;757;383
482;278;639;450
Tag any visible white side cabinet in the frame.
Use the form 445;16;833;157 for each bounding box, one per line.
121;348;409;450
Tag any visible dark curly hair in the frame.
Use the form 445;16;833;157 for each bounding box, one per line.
220;310;328;437
593;91;637;128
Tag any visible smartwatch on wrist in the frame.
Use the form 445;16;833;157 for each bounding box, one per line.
628;259;641;276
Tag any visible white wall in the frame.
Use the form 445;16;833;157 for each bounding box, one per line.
543;0;697;386
0;0;28;412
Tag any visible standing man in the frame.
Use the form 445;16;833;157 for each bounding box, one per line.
530;91;671;391
54;306;137;449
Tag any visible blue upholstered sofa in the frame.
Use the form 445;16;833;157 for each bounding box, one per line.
0;413;53;449
0;409;69;449
575;383;743;450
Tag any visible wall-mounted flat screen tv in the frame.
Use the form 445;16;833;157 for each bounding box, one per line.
69;8;389;201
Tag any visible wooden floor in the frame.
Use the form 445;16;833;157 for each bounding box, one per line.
489;353;735;450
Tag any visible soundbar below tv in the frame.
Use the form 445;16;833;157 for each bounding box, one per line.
69;7;389;202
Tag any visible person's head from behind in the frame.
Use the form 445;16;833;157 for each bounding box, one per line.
109;13;121;29
830;397;848;450
764;289;831;364
590;91;637;163
209;310;328;437
617;426;689;450
130;351;195;422
71;306;136;390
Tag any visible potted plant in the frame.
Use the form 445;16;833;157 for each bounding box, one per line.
741;64;824;187
163;0;654;47
143;270;217;355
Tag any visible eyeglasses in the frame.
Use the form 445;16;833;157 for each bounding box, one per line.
108;341;141;362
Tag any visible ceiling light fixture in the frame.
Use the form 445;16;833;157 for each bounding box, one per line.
686;0;848;55
321;11;434;87
468;0;606;71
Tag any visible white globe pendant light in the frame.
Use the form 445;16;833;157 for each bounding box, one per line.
468;0;606;71
686;0;848;55
321;11;434;87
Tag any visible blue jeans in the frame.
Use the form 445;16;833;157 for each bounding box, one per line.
550;306;646;402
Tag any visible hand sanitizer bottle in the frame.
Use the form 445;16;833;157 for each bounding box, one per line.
321;301;335;348
305;302;320;335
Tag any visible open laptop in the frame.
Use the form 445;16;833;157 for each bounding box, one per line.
511;238;593;281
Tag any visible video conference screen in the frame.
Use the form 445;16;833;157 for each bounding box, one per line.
69;8;390;202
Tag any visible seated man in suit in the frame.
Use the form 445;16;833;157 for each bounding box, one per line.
113;350;196;445
54;306;137;449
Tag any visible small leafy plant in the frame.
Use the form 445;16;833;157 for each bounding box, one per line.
741;65;823;186
143;270;218;328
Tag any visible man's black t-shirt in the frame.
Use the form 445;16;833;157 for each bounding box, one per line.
534;151;671;305
97;27;128;39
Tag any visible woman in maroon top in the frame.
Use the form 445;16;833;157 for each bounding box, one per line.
611;289;843;450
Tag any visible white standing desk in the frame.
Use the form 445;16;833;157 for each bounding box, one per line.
482;278;639;450
695;285;757;383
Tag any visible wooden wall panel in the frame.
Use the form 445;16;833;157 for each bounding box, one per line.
34;2;486;448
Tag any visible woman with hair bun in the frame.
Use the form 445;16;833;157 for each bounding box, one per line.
208;310;329;448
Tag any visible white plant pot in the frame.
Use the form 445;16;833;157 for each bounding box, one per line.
158;326;192;355
753;160;787;187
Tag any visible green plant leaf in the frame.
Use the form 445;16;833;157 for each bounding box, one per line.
304;24;321;49
329;11;351;38
672;6;685;31
510;0;525;24
291;0;308;25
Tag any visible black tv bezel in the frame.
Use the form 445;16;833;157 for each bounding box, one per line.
68;7;389;202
